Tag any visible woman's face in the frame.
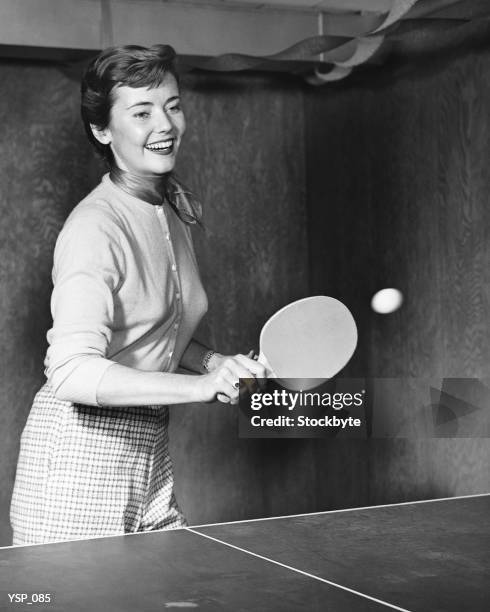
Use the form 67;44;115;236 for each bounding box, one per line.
93;73;185;175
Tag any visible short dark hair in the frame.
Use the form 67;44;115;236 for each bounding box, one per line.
81;44;179;163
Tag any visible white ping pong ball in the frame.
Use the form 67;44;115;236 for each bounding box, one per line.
371;288;403;314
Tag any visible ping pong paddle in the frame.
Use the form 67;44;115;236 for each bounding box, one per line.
257;295;358;391
217;295;357;401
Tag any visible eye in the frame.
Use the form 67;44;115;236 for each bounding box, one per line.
134;111;150;119
167;104;182;114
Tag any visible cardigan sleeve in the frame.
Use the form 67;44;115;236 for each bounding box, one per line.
44;207;125;405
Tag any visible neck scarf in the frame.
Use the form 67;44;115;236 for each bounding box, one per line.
109;166;202;226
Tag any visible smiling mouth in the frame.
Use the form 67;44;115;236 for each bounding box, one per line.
145;139;175;154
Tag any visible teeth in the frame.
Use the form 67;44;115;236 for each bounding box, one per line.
146;140;173;150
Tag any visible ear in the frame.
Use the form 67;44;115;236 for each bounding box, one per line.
90;124;112;146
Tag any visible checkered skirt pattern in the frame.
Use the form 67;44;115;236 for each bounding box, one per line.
10;383;186;545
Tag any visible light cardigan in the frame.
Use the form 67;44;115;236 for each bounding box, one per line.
44;173;208;406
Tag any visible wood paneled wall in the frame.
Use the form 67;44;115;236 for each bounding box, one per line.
0;65;311;544
0;62;97;546
2;42;490;546
168;73;313;525
304;48;490;505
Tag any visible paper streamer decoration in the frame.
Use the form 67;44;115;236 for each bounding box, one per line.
373;0;422;33
334;36;385;68
90;0;490;86
306;66;353;85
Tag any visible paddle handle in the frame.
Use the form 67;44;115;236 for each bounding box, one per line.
258;351;276;378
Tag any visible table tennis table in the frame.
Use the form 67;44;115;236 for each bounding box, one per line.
1;493;488;611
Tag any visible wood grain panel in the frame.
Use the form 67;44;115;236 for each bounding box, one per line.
305;45;490;504
177;73;309;352
0;61;96;546
169;73;314;525
0;67;312;544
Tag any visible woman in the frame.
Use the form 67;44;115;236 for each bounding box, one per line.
10;44;265;545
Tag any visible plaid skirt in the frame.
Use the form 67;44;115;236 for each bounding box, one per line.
10;383;186;545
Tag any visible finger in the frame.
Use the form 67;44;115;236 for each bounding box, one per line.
231;358;265;393
230;362;257;383
233;355;268;391
217;360;253;388
216;376;239;403
217;392;230;403
233;354;268;378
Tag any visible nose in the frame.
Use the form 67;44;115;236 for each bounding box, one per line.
154;108;173;133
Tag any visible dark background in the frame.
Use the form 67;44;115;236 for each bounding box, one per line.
1;41;489;546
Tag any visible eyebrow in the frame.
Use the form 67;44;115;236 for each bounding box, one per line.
126;95;180;110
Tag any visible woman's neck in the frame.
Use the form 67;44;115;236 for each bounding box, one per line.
109;166;169;206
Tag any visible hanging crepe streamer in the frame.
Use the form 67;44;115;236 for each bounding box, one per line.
65;0;490;85
305;66;352;85
383;16;490;56
322;12;385;38
373;0;422;33
333;36;385;68
188;0;424;81
320;39;360;65
396;0;465;21
306;36;384;85
191;35;350;72
317;36;382;66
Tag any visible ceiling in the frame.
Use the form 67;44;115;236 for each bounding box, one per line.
2;0;490;84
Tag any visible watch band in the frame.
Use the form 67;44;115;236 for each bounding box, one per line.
201;350;216;373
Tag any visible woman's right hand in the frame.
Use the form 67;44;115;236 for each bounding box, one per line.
194;353;268;405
